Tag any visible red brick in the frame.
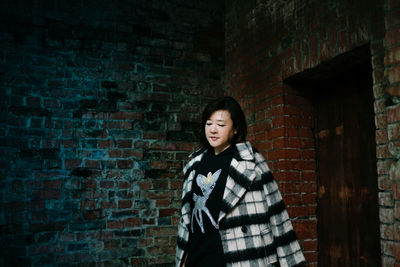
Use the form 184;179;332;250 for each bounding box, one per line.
297;182;317;193
100;180;114;189
156;199;172;207
118;181;131;189
253;121;270;132
337;30;348;54
150;141;178;151
126;217;142;227
395;202;400;221
379;175;393;190
109;111;143;120
376;129;389;144
117;139;132;148
386;84;400;97
98;139;114;148
394;183;400;200
122;149;143;159
138;238;153;247
387;65;400;85
153;180;171;191
159;208;178;217
390;161;400;181
56;254;74;263
118;200;132;209
375;99;387;114
269;148;301;160
84;159;101;168
143;131;166;140
274;171;301;181
304;252;318;265
107;220;124;229
388;123;400;141
44;180;62;189
272;138;287;148
309;34;318;67
294;160;316;171
64;159;82;169
388;104;400;123
378;145;392;159
267;106;284;118
301;149;315;159
170;180;182;190
103;121;132;129
385;46;400;65
302;171;316;181
394;242;400;261
282;194;302;205
120;149;143;159
378;160;396;175
138;181;152;190
380;224;394;239
302;239;318;251
104;240;120;249
33;190;62;200
146;227;177;237
279;182;298;193
302;193;317;204
255;111;265;121
375;114;388;129
81;200;95;209
385;26;400;47
292;220;317;239
117;159;133;169
145;189;173;199
83;210;102;220
101;201;117;209
143;218;155;225
151;161;168;170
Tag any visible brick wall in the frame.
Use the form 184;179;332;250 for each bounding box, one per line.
384;0;400;266
0;0;224;265
1;0;399;266
225;0;399;265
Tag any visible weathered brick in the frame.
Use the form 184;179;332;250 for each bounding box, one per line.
380;208;394;223
391;161;400;181
118;200;132;209
380;192;394;207
384;27;400;48
2;0;397;265
388;104;400;123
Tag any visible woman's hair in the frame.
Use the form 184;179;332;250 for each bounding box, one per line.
200;96;247;148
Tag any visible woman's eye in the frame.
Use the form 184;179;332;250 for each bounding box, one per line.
206;123;212;126
218;124;225;127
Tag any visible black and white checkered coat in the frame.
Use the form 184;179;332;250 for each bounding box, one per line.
176;142;306;267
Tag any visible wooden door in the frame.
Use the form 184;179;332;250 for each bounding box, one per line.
314;66;380;266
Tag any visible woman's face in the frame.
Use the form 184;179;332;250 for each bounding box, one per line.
205;110;237;155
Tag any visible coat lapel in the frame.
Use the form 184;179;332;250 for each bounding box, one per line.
218;142;256;222
180;150;205;227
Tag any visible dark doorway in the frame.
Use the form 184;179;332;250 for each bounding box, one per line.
313;65;381;266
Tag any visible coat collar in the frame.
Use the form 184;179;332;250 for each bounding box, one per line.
187;142;255;161
181;142;257;224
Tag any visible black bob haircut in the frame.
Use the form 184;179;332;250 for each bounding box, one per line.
200;96;247;148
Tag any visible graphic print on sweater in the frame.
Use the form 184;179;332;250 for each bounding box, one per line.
191;169;221;233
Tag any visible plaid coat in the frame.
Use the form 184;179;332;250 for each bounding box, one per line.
176;142;305;267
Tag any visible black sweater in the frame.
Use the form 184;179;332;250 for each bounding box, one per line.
186;145;234;266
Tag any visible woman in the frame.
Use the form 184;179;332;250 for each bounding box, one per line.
176;97;305;267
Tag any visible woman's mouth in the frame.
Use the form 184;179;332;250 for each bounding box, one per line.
210;137;218;141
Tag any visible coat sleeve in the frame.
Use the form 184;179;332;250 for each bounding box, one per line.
254;151;306;267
